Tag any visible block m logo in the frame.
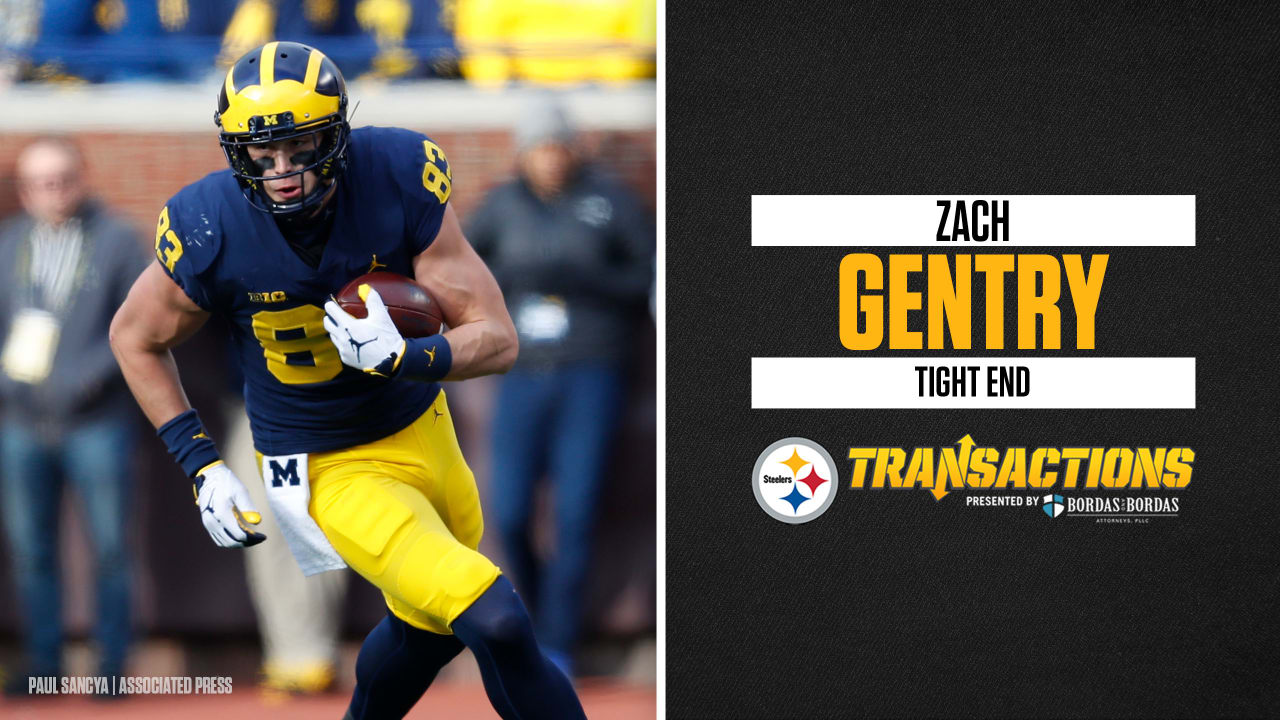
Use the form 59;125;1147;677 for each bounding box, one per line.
269;458;301;487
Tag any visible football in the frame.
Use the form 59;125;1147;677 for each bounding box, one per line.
335;272;443;338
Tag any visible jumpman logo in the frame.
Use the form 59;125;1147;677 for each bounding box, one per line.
431;406;444;424
368;254;388;272
424;346;437;366
346;330;378;363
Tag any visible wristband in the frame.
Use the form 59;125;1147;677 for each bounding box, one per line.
157;408;222;480
396;334;453;382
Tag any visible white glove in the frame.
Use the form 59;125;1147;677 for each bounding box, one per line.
195;463;266;548
323;288;406;376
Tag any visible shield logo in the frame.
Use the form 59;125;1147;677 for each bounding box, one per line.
1042;494;1065;518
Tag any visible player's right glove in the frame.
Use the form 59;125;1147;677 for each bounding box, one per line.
323;288;406;376
195;462;267;548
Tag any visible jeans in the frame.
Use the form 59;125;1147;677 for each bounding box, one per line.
0;415;134;674
488;361;626;662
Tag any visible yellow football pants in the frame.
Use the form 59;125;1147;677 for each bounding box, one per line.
303;391;500;634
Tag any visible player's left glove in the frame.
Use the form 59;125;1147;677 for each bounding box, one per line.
323;288;406;377
195;463;266;548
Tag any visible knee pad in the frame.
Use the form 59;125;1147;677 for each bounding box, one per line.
395;532;497;620
323;481;414;567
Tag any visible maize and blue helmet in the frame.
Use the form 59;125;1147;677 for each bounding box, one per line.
215;41;350;217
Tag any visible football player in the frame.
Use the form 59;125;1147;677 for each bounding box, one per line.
109;42;585;719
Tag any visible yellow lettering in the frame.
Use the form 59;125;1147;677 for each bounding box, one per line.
154;206;183;273
1016;255;1061;349
888;254;922;350
901;449;926;489
847;448;877;488
873;447;907;489
838;254;883;350
1163;448;1194;488
837;253;1104;352
937;447;966;491
927;254;971;349
968;447;998;488
1134;447;1167;489
974;255;1014;349
1060;448;1091;489
1100;448;1134;488
251;305;342;384
1029;448;1060;488
1084;448;1105;488
1063;254;1107;350
994;448;1027;489
421;140;452;203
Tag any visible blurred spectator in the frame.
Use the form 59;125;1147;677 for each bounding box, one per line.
217;0;277;67
0;137;148;693
0;0;41;86
221;386;349;696
6;0;657;85
218;0;458;80
23;0;237;82
455;0;656;86
7;0;456;82
468;98;653;676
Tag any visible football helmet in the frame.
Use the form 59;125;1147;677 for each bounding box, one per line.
216;41;349;217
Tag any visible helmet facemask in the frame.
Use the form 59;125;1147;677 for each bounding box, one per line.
215;42;351;220
219;111;349;219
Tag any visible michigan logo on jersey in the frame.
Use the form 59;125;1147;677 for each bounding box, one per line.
269;458;302;487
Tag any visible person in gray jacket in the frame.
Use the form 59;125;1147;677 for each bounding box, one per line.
468;98;654;677
0;137;147;693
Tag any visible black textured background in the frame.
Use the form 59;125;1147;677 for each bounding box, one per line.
667;2;1280;718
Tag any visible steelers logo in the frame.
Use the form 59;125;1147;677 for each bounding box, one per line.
752;438;839;524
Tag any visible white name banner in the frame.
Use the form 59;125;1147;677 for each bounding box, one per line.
751;195;1195;247
751;357;1195;409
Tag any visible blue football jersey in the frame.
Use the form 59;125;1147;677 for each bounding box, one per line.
155;126;454;454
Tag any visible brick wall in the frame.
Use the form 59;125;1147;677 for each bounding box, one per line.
0;128;656;236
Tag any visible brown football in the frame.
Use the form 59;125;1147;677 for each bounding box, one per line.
335;272;443;338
